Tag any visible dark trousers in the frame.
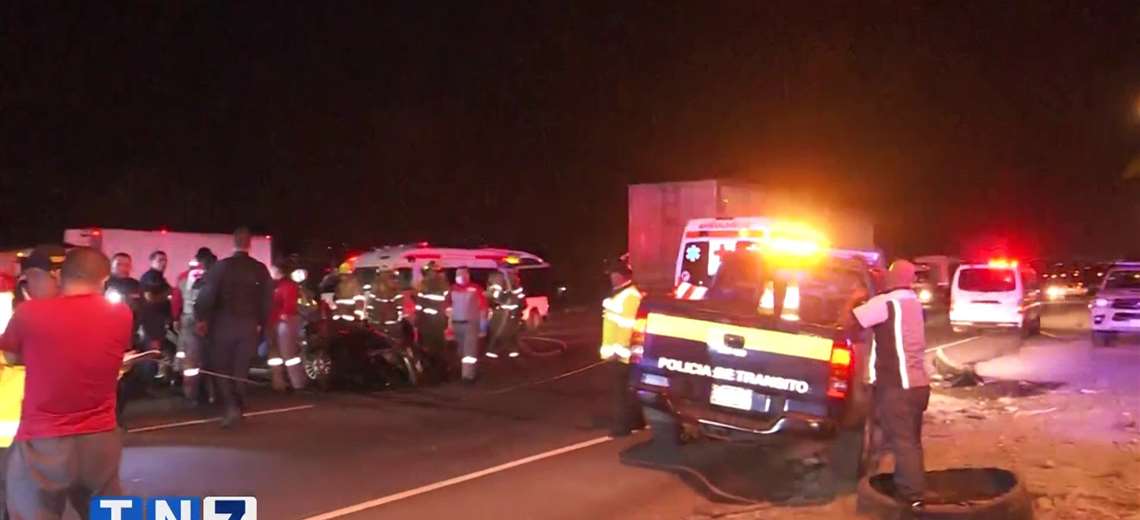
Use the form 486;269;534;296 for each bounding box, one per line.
874;385;930;501
609;361;644;434
209;321;260;417
6;430;122;520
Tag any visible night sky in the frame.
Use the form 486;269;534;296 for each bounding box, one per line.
2;2;1138;280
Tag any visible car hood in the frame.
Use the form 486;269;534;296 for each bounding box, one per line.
1096;289;1140;300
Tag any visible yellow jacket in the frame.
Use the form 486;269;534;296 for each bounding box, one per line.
600;282;642;363
0;352;24;447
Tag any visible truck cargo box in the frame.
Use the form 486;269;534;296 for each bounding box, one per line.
64;228;274;283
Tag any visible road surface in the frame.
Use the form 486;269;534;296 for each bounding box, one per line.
101;300;1124;520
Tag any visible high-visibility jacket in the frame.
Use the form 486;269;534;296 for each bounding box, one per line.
0;352;24;447
600;282;642;363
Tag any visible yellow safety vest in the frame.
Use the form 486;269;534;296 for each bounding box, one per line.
0;352;24;447
600;283;642;363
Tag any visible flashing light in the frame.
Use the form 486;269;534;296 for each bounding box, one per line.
418;241;430;247
918;289;933;303
160;228;168;235
92;229;102;237
105;289;123;304
291;269;307;283
504;255;521;265
987;259;1019;269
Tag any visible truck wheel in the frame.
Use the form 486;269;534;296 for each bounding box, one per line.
642;406;682;450
1092;331;1113;347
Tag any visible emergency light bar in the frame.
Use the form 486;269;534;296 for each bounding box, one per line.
987;259;1019;268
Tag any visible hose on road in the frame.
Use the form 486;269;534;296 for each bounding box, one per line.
518;335;569;358
618;453;768;511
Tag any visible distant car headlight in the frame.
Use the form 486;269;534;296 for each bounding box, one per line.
1046;286;1064;299
105;289;123;304
918;289;933;303
1093;298;1109;307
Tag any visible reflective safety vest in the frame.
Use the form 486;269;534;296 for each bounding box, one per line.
414;289;449;320
367;287;406;331
0;352;24;447
600;282;642;363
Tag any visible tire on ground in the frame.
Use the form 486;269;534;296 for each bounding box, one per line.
856;468;1033;520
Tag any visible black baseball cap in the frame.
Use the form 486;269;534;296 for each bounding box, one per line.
19;245;66;272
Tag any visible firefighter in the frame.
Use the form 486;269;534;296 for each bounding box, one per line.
332;262;365;323
267;260;306;392
171;248;216;405
367;269;409;342
601;258;646;436
450;267;487;383
485;270;523;359
414;262;451;379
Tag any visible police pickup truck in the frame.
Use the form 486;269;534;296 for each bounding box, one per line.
629;247;880;476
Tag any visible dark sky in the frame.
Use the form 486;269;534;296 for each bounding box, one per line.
2;2;1139;273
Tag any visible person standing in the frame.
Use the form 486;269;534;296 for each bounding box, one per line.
450;267;487;384
0;248;132;520
105;253;145;427
485;270;522;359
848;260;930;512
600;259;645;436
139;251;173;379
267;261;306;392
414;263;450;380
367;269;409;342
194;228;273;429
171;248;216;405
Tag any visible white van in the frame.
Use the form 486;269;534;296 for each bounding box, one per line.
351;244;553;328
950;260;1041;335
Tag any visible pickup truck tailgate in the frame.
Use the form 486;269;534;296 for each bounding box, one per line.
636;309;839;426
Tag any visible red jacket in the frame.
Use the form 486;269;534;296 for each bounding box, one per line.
271;278;300;322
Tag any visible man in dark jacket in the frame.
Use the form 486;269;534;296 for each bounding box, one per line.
194;228;273;429
139;251;173;378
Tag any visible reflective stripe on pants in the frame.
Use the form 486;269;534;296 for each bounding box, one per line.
454;321;480;381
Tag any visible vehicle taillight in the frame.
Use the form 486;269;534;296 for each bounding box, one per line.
629;311;648;364
827;339;854;399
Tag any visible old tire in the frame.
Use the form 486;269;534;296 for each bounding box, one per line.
643;406;682;450
856;468;1033;520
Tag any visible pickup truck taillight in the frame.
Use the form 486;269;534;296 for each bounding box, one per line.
826;339;854;399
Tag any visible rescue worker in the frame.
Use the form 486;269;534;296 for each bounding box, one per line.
450;267;487;383
485;270;523;359
194;227;274;430
847;260;929;512
414;262;450;379
267;260;306;392
171;248;216;405
601;259;645;436
367;269;408;342
332;262;365;323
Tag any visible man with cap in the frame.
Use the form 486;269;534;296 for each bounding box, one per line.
600;257;646;436
847;260;930;512
171;248;217;405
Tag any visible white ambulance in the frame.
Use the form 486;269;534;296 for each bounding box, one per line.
350;244;554;329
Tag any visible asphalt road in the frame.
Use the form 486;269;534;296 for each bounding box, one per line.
102;302;1094;520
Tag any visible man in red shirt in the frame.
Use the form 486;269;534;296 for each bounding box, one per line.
267;261;305;392
0;248;132;520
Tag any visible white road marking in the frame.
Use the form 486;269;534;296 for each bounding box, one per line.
301;435;615;519
924;335;982;353
126;404;316;433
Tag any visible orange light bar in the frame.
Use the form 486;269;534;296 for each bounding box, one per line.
988;259;1019;269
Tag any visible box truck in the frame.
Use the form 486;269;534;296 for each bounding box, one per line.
63;228;274;282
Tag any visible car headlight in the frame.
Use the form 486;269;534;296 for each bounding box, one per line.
1093;298;1109;308
1046;286;1064;299
105;289;123;304
918;289;932;303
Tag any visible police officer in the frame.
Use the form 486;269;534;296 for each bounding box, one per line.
171;248;216;404
848;260;930;512
450;267;487;383
485;270;523;359
194;228;273;429
414;262;451;379
139;251;173;379
601;258;645;436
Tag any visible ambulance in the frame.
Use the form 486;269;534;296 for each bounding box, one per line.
672;217;881;314
349;244;554;329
